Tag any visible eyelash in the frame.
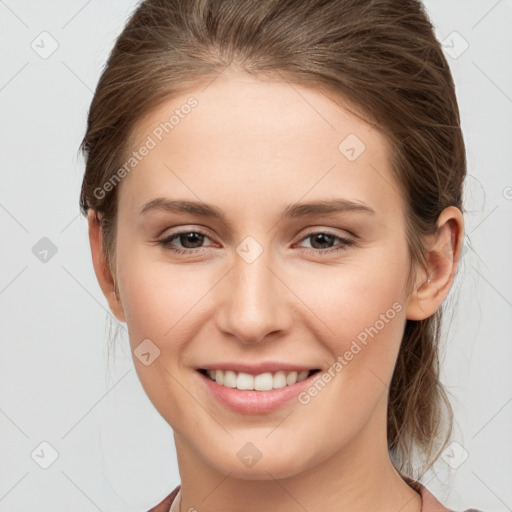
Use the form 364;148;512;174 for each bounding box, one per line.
157;229;355;256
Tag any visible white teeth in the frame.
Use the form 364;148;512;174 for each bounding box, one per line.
223;370;237;388
254;372;273;391
272;371;287;389
297;370;309;382
237;372;254;390
203;369;314;390
286;371;297;385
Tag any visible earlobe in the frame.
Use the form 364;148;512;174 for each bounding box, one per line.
405;206;464;321
87;209;126;323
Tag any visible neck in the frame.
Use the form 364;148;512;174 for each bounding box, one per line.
173;405;422;512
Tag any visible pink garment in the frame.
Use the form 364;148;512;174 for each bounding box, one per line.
147;478;483;512
146;485;178;512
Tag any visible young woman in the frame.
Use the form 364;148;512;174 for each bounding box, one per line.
79;1;483;510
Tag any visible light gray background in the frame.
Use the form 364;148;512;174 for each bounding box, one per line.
0;1;511;511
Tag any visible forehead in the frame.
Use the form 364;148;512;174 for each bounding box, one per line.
119;70;403;221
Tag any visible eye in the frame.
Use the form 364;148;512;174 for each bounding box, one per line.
157;229;215;255
157;228;355;256
296;230;355;254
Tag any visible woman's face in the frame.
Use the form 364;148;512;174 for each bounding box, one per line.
105;70;424;478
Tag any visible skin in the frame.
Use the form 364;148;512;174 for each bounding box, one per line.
88;69;463;512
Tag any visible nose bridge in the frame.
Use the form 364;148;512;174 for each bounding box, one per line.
216;242;288;344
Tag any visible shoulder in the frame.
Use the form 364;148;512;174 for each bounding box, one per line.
401;474;485;512
146;485;180;512
147;481;485;512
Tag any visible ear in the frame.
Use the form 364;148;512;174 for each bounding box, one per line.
406;206;464;321
87;209;126;323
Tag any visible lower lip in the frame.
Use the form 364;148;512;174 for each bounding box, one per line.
197;370;319;414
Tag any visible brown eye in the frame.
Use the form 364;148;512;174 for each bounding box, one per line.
158;230;214;254
308;233;337;250
297;231;355;255
176;232;205;249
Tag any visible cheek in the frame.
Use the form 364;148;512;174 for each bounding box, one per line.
295;247;408;342
293;245;410;402
289;253;409;451
114;246;216;422
116;243;213;345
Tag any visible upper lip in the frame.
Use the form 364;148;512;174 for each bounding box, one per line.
197;362;319;375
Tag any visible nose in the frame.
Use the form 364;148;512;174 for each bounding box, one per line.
214;246;292;345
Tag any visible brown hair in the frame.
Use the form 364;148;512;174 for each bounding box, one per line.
79;0;466;479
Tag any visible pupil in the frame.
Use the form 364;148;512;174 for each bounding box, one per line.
311;233;333;249
181;232;203;248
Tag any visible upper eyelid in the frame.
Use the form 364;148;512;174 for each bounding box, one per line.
160;227;354;248
160;226;352;238
299;227;354;239
159;228;216;249
162;227;214;238
294;230;355;249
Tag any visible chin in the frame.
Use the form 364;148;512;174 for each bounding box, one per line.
196;438;319;481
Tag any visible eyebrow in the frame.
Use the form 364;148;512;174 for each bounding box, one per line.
138;197;376;227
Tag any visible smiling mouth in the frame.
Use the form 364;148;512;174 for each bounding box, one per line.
198;368;321;391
